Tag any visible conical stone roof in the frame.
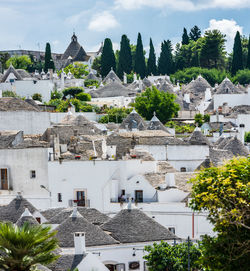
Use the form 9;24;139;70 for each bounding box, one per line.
101;208;177;243
16;208;39;227
119;109;147;130
189;127;210;145
215;77;242;94
147;113;170;132
223;136;249;156
0;196;38;223
182;75;211;94
102;68;121;84
90;81;136;98
55;211;118;247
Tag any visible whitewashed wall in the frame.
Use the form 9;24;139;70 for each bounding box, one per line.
0;80;53;102
167;145;209;171
0;111;50;135
213;90;250;109
0;148;50;209
48;160;157;212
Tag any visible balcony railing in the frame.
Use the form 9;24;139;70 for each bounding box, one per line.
68;199;90;207
110;197;158;203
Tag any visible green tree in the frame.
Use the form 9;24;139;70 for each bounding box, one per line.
44;43;55;72
101;38;116;78
147;38;157;76
135;33;146;78
63;87;84;98
144;240;202;271
134;86;180;123
231;31;243;75
189;25;201;41
6;55;32;70
0;222;59;271
233;69;250;85
200;30;226;69
190;157;250;271
203;114;210;123
182;28;189;45
60;62;89;79
246;35;250;69
32;93;42;102
194;113;203;127
158;40;173;75
92;56;101;76
0;52;10;72
117;35;132;78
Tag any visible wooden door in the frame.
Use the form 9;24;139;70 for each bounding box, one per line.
135;190;143;202
0;169;8;190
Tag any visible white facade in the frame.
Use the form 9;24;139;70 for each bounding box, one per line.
0;80;54;102
167;145;209;172
213;89;250;110
48;159;213;239
0;111;98;135
0;148;50;209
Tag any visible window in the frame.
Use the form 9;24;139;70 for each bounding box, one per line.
75;190;86;206
180;167;186;172
36;217;41;224
135;190;143;203
168;227;176;234
0;168;8;190
58;193;62;202
30;170;36;178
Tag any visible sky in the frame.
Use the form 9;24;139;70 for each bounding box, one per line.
0;0;250;56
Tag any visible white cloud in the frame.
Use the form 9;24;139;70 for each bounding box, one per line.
88;11;119;32
205;19;243;52
114;0;250;11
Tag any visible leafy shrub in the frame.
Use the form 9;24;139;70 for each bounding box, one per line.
84;79;99;88
2;90;18;97
32;93;42;102
99;108;132;123
245;131;250;142
51;90;63;100
63;87;84;98
76;92;91;101
233;69;250;85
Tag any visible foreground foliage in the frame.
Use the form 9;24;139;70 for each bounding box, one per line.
144;241;202;271
0;222;59;271
190;157;250;270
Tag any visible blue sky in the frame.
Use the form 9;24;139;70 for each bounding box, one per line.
0;0;250;55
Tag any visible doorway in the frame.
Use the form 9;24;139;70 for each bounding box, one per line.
0;169;8;190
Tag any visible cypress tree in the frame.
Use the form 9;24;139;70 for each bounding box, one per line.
189;25;201;41
182;28;189;45
44;43;55;72
246;35;250;69
231;31;243;75
158;40;173;75
135;33;146;78
117;35;132;78
147;38;157;76
100;38;116;78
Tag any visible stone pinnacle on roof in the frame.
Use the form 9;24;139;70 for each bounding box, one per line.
147;112;170;133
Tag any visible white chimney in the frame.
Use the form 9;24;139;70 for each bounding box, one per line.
165;173;176;187
74;232;86;255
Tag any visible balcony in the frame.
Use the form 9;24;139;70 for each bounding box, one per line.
110;197;158;203
68;199;90;207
